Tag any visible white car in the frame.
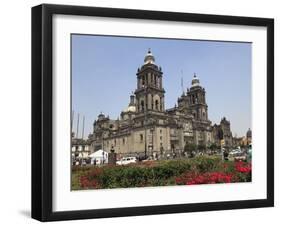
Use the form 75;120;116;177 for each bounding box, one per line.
116;157;137;165
234;153;247;161
230;149;242;155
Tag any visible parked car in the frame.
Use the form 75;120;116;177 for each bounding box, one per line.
142;156;154;162
116;157;137;165
233;153;247;161
230;149;242;155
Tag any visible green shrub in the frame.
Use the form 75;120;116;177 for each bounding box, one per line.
72;156;251;190
191;156;221;172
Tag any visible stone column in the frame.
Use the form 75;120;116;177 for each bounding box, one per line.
161;96;165;111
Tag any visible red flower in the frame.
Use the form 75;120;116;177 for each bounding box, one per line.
80;175;100;189
175;171;234;185
235;162;251;173
88;167;103;178
80;176;91;188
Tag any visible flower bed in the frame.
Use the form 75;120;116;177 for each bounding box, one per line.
175;161;251;185
71;157;252;190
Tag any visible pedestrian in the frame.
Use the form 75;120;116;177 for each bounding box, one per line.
223;149;229;161
247;145;252;163
153;152;156;160
160;145;164;159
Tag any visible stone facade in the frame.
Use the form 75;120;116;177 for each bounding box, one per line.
212;117;233;148
90;49;233;156
71;138;91;161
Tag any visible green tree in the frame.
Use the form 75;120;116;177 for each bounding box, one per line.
198;144;206;152
209;143;217;151
184;143;197;158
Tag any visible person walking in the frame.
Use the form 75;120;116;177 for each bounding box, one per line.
223;149;229;161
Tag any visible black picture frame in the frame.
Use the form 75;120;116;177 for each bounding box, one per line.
32;3;274;222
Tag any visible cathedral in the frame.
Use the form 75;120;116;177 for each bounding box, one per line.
89;49;233;157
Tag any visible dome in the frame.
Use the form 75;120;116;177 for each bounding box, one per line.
246;128;252;138
191;73;200;87
144;48;155;64
123;105;136;113
98;112;105;120
127;105;136;112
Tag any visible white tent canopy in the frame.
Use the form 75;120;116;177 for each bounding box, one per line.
90;149;108;165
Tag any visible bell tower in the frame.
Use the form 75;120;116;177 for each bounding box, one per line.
185;74;208;121
135;49;165;113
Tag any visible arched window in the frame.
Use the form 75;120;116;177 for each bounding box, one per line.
157;77;160;88
141;100;144;112
155;100;159;111
140;134;143;142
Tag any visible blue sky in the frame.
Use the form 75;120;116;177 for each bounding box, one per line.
72;34;252;138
